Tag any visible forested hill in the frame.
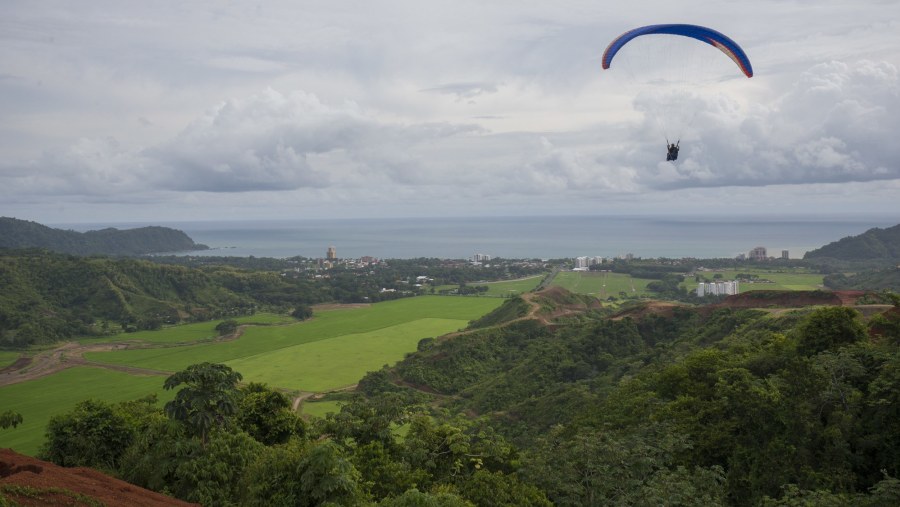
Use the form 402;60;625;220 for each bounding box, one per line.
0;217;208;256
804;223;900;264
365;292;900;505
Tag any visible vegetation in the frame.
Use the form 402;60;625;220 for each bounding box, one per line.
804;223;900;265
0;216;208;255
28;293;900;506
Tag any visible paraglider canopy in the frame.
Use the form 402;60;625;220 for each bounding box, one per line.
602;24;753;78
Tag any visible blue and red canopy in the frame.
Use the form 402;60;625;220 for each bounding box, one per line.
602;24;753;78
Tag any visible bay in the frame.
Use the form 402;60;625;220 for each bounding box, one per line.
53;214;899;260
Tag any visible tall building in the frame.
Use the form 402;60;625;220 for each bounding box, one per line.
749;246;767;261
781;250;789;259
326;246;336;260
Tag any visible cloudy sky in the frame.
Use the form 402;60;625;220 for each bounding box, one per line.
2;0;899;223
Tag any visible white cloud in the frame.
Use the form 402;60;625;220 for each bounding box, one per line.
1;1;899;222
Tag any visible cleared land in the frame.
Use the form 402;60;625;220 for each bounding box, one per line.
0;367;176;457
300;400;343;419
687;269;824;291
1;296;501;456
84;296;498;376
552;271;654;298
432;275;544;297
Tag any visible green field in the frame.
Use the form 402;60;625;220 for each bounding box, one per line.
0;350;22;369
433;275;544;297
1;296;502;456
300;400;343;419
77;313;295;345
552;271;654;298
687;269;824;291
227;318;465;391
0;367;175;456
84;297;498;384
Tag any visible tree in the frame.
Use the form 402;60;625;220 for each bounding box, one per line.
215;319;239;336
797;307;867;356
237;382;306;445
292;304;314;320
164;362;243;445
39;399;134;471
0;410;23;429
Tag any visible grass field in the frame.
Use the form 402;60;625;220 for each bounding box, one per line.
300;400;343;419
227;318;466;391
77;313;295;345
0;367;175;456
432;275;544;297
2;296;502;456
552;271;654;298
0;350;22;370
85;296;502;385
687;269;824;291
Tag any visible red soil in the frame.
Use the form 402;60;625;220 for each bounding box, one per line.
0;448;199;507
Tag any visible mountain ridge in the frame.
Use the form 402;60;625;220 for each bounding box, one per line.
0;217;208;256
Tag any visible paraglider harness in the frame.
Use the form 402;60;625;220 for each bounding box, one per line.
666;139;680;162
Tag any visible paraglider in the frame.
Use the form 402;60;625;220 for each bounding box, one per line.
666;140;679;161
601;24;753;161
602;24;753;78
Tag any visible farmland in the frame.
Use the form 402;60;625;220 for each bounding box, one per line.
0;367;177;456
0;296;501;456
687;268;825;291
551;270;655;298
432;275;544;296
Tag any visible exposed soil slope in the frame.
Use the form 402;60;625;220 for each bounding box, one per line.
0;448;198;506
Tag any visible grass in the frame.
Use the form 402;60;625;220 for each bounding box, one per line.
552;271;654;298
0;350;23;369
300;400;343;419
1;296;502;456
686;269;825;291
77;313;295;345
432;275;545;297
0;366;174;457
84;297;499;376
227;318;466;391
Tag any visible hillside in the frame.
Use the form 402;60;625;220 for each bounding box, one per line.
1;448;199;506
804;223;900;264
0;250;328;347
0;217;208;256
374;287;900;505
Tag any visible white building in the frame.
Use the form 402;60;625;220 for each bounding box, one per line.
697;280;740;296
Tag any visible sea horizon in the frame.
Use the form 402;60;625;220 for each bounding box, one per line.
49;212;900;261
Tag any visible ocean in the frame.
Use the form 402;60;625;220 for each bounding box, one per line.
54;214;899;260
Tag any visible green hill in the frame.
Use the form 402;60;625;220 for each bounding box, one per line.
376;289;900;505
0;217;208;256
0;250;338;347
804;223;900;264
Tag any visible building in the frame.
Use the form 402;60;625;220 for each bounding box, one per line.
473;253;492;262
749;246;767;261
326;246;337;260
781;250;789;260
697;280;740;297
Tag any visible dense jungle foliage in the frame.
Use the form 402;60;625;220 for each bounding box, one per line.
0;217;208;256
31;294;900;506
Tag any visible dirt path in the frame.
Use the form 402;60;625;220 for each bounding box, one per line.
0;325;255;388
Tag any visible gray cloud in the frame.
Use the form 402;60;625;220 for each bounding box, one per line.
1;1;899;221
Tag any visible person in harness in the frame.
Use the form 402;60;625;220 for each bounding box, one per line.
666;140;680;161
